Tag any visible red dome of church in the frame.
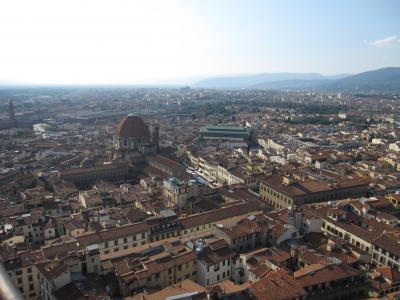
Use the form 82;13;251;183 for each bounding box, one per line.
115;115;150;139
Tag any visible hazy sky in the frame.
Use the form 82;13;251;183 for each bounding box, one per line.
0;0;399;84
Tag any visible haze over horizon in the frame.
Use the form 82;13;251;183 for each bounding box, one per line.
0;0;399;85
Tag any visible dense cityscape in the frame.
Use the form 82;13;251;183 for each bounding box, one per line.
1;0;400;299
0;84;399;299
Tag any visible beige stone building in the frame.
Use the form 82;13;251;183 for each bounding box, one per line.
163;177;198;212
260;174;370;209
76;222;149;256
104;240;197;297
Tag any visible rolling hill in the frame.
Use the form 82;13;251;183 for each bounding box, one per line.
322;67;400;92
195;67;400;92
195;73;328;89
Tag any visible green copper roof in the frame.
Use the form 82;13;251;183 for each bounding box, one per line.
200;125;251;137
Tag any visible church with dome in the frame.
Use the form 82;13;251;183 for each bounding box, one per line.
113;114;159;160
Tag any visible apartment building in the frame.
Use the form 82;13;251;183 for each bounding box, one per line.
214;218;260;252
147;215;182;242
303;202;400;272
3;239;100;300
76;222;149;256
197;239;236;286
8;211;47;247
36;260;71;300
260;174;370;209
58;163;129;186
179;202;261;238
4;253;42;300
107;241;197;297
163;177;198;212
294;263;365;300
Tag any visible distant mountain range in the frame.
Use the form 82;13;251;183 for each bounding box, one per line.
194;67;400;92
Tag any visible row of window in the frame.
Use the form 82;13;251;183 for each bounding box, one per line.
207;259;231;272
183;224;212;235
18;283;35;294
130;266;196;285
324;222;370;253
373;252;400;267
262;184;362;204
11;267;32;277
103;240;147;254
16;274;34;284
380;285;400;296
263;197;286;210
374;247;400;262
152;231;179;242
206;270;230;285
151;222;180;232
104;234;146;248
233;235;254;244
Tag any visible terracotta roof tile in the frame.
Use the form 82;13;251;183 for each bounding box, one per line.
115;115;150;139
